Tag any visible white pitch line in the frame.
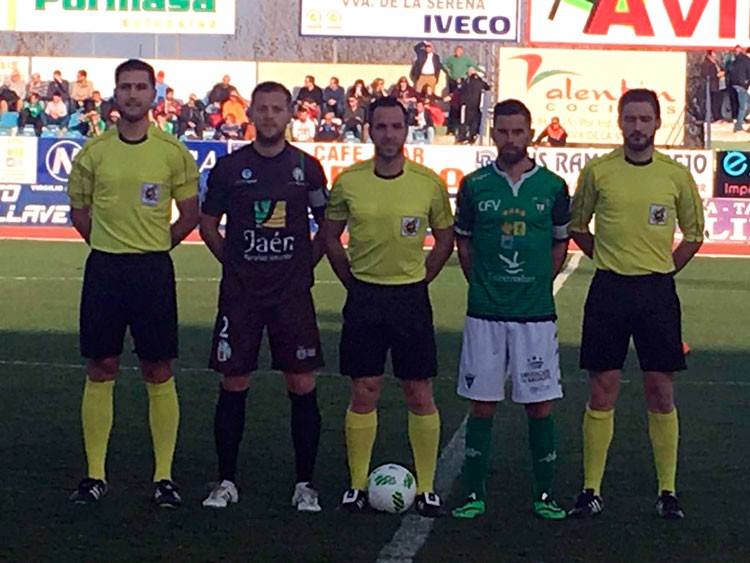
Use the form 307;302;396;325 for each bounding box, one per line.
375;253;583;563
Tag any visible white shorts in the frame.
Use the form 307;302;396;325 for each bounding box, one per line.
457;317;563;404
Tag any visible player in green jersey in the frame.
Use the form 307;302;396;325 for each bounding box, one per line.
452;99;571;520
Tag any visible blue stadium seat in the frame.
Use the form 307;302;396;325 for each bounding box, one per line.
40;128;59;139
64;129;85;139
0;111;19;128
0;127;13;136
19;126;37;137
67;111;82;129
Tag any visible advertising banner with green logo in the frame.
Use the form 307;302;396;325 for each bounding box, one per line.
7;1;235;35
528;0;748;49
497;47;686;146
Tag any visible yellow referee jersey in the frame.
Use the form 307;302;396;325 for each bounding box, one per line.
569;148;704;276
68;127;199;254
326;159;453;285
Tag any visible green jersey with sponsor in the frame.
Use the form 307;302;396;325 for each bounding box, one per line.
454;161;571;321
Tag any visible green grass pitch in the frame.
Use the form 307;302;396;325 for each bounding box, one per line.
1;240;748;562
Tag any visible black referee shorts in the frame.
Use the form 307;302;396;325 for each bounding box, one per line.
80;250;178;362
339;278;437;380
580;269;686;373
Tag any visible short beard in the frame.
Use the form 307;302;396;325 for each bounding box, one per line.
625;133;655;152
499;147;527;166
255;130;285;146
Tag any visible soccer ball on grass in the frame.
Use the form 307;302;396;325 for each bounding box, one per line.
367;463;417;514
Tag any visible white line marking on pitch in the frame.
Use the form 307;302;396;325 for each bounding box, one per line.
0;276;339;284
375;253;583;563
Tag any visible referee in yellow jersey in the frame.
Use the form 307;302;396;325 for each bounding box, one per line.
67;59;199;507
326;97;455;517
567;89;704;520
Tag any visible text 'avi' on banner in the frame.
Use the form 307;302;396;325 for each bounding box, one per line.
715;151;750;198
528;0;750;49
299;0;520;41
10;1;235;35
497;47;686;146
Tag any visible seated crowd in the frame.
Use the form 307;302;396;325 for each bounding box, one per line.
290;74;451;144
1;60;488;144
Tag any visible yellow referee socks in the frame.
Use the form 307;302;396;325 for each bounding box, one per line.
408;411;441;494
147;378;180;482
345;409;378;490
82;379;115;481
582;405;614;496
648;409;679;494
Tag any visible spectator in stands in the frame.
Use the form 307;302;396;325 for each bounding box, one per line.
347;79;371;106
4;69;26;105
410;41;443;94
534;116;568;147
208;74;235;106
90;90;113;121
390;76;418;112
341;96;366;141
222;89;249;127
155;70;169;102
296;75;324;119
81;103;106;137
419;84;446;127
315;111;341;142
291;107;317;142
71;70;94;111
408;101;435;144
155;87;182;131
701;50;726;123
18;93;45;136
44;92;68;127
724;45;744;122
0;83;20;114
442;45;478;93
457;67;490;145
219;113;243;140
729;47;750;132
154;110;175;135
106;108;120;129
26;73;47;100
323;77;346;118
369;78;388;101
179;93;205;137
46;70;70;104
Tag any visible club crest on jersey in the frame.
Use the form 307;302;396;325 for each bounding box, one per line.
401;216;421;236
649;204;667;225
241;168;253;180
254;200;287;229
292;166;305;183
140;183;160;206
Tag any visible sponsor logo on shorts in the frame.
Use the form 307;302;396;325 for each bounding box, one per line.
296;346;317;360
521;355;551;388
401;216;421;236
649;204;667;225
217;339;232;362
140;183;161;206
464;373;475;388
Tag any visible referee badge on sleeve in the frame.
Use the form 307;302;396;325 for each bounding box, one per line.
401;216;421;236
140;183;161;206
649;204;667;226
